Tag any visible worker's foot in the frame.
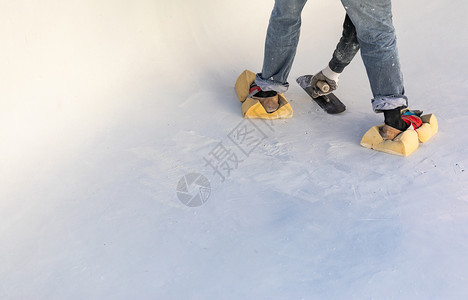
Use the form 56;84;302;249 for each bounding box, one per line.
380;107;423;140
249;82;279;113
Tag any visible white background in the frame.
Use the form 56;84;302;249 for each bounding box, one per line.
1;0;468;299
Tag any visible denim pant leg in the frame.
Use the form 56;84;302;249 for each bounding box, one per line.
255;0;308;93
329;14;360;73
341;0;408;112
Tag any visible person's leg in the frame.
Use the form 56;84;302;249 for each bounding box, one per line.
255;0;308;94
328;14;360;73
340;0;407;112
309;14;360;98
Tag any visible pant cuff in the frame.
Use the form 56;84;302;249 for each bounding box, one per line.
255;74;289;94
372;96;408;112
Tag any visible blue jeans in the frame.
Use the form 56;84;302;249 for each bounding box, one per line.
255;0;408;112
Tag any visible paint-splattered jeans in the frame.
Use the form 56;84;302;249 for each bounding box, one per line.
255;0;408;112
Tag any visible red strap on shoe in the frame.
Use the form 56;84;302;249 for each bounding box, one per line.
402;115;423;129
249;85;261;94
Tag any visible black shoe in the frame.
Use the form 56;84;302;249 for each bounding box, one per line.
249;83;279;113
383;107;410;131
249;82;277;98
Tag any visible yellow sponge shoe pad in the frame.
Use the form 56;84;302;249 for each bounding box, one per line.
416;114;438;143
360;114;438;156
235;70;293;119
